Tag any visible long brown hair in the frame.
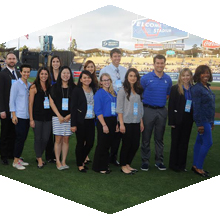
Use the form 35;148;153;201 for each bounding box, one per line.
83;60;98;88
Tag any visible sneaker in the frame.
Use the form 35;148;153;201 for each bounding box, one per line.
13;162;26;170
19;159;29;166
155;163;166;170
141;163;149;171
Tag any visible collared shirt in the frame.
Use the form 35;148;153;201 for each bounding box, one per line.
7;66;19;80
141;70;172;107
94;88;117;117
191;82;215;127
9;78;31;119
99;63;127;92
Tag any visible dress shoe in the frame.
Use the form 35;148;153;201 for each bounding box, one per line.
121;169;134;175
78;168;87;173
110;160;120;166
37;165;44;169
191;166;209;174
57;166;64;170
100;169;112;174
2;159;9;165
47;159;56;164
130;169;138;173
84;165;89;170
194;169;209;177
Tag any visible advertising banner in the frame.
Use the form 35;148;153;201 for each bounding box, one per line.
102;40;119;48
202;40;220;49
132;18;189;43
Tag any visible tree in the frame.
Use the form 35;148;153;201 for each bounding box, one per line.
0;42;6;56
19;45;28;51
68;39;77;51
192;44;198;49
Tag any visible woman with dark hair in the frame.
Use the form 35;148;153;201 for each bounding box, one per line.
168;68;194;172
84;60;98;89
116;68;144;174
92;73;117;174
191;65;215;177
29;67;52;168
50;55;62;85
70;70;97;172
49;66;75;170
83;60;98;164
46;55;62;163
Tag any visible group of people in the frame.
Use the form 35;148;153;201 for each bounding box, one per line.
0;48;215;177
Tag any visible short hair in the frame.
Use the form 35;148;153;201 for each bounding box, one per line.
6;51;17;59
110;48;121;57
20;63;32;72
153;54;166;64
193;65;213;83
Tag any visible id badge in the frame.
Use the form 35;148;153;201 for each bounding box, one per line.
115;80;122;92
44;97;50;109
11;79;16;85
134;103;138;116
111;102;116;115
86;104;93;118
185;100;192;112
62;98;69;111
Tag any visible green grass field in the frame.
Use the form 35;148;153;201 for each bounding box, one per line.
0;79;219;214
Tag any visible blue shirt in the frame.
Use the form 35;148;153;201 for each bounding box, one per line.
94;88;117;117
99;63;127;92
9;78;31;119
191;82;215;127
140;70;172;107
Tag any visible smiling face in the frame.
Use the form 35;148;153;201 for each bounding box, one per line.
111;52;121;67
200;70;210;85
61;68;71;83
21;67;31;81
180;71;192;85
127;71;137;86
80;73;92;87
100;75;111;90
85;62;95;74
52;57;61;70
39;70;49;83
153;58;166;75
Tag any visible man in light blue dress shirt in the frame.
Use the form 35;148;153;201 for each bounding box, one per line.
99;48;127;166
10;64;32;170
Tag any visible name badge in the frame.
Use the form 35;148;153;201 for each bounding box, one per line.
86;104;93;118
111;102;116;115
115;80;122;92
185;100;192;112
44;97;50;109
134;103;138;116
62;98;69;111
11;79;16;85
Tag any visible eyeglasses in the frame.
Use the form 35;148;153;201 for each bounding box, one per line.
101;79;111;82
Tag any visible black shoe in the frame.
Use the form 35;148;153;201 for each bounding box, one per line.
37;165;44;169
110;160;120;166
130;169;138;173
84;165;89;170
121;169;134;175
79;168;87;173
100;169;112;174
1;159;9;165
47;159;56;164
194;169;209;177
191;166;209;174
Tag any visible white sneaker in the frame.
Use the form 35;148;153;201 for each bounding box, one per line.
19;159;29;166
13;162;26;170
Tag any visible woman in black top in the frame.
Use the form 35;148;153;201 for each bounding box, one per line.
49;66;75;170
29;67;52;168
70;70;97;172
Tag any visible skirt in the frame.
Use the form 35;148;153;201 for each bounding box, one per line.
52;116;72;136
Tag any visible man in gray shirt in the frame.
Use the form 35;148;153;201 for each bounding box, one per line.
99;48;127;166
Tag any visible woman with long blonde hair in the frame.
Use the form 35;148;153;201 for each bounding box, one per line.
92;73;118;174
168;68;194;172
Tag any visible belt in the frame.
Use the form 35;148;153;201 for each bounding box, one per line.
143;104;165;109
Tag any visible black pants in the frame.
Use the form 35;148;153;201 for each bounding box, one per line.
14;118;29;158
0;118;16;160
109;130;122;163
120;123;140;166
45;127;55;161
75;119;95;167
92;117;117;172
169;112;193;171
33;120;52;158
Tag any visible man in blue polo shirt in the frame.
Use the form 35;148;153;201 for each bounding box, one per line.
140;54;172;171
